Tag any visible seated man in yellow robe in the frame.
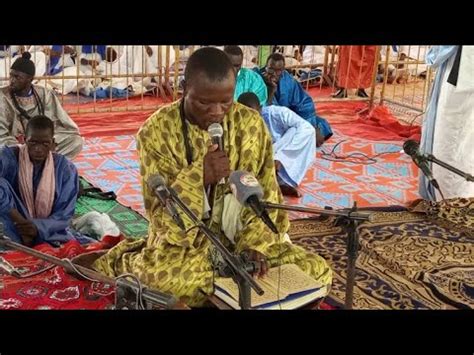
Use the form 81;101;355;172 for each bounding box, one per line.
92;47;332;307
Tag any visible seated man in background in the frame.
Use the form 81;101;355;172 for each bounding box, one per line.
0;45;47;87
0;115;80;247
79;45;107;73
0;52;83;159
224;45;267;106
38;45;94;97
94;45;156;97
238;92;316;198
255;53;333;147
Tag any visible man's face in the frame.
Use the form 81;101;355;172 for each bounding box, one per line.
264;59;285;86
9;69;33;93
228;54;243;75
25;128;54;163
183;71;236;131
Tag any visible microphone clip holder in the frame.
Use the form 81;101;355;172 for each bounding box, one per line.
114;279;173;310
215;252;261;278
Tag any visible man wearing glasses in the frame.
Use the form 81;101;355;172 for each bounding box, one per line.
0;115;80;247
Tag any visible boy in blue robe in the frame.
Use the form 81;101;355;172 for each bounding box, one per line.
0;115;80;246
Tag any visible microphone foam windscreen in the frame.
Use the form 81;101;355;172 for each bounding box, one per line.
147;173;167;190
403;140;419;156
208;123;223;138
229;170;264;206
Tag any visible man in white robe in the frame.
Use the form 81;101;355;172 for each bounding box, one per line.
419;45;474;200
95;45;156;95
238;92;316;197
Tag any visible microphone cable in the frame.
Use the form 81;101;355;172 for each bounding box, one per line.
321;109;425;165
320;139;401;165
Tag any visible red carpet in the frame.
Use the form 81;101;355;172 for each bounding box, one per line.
0;237;120;310
307;86;421;141
316;101;421;142
71;110;152;137
70;99;421;141
67;96;166;137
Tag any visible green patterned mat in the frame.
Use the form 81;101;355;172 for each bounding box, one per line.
74;178;149;239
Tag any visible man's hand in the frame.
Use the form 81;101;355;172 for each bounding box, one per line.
203;144;230;186
9;209;26;224
244;249;269;278
9;209;38;247
262;71;278;89
15;220;38;247
265;78;277;104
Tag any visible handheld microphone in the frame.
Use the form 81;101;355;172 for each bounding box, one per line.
208;123;225;185
208;123;223;151
229;170;279;234
147;174;186;230
403;140;440;189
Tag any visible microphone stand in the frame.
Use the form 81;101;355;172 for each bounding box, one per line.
168;189;264;310
425;153;474;182
262;201;372;310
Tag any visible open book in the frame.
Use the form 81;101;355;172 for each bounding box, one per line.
214;264;327;310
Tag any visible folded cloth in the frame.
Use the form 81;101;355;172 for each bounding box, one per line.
73;211;121;240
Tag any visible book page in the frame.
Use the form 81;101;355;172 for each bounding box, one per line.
214;286;327;310
214;264;324;308
215;276;289;308
264;264;324;295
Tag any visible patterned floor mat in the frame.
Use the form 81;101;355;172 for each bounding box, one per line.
288;198;474;309
74;135;145;215
0;240;117;310
74;131;420;220
283;130;420;218
75;178;148;239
